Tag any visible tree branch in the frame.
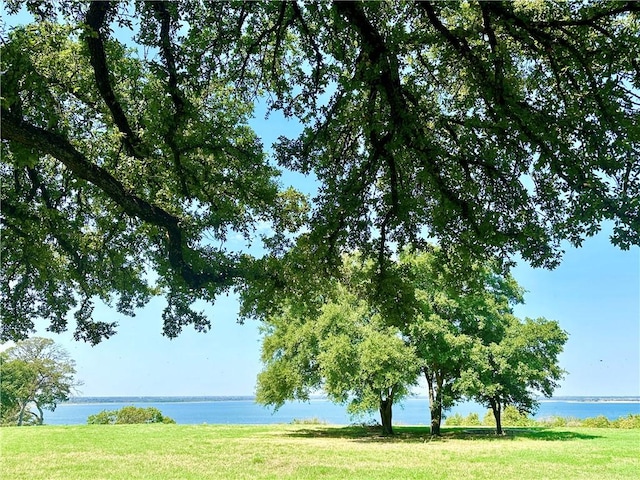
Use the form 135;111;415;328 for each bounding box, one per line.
1;109;239;290
84;1;143;159
531;2;639;28
149;1;190;197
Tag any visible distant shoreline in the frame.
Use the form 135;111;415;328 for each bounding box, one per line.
542;396;640;403
64;396;256;405
63;395;640;405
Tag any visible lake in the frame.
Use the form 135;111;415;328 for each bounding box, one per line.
45;397;640;426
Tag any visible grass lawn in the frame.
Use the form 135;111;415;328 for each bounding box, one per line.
1;424;638;479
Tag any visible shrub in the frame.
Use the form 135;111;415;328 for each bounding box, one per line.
87;410;117;425
444;412;481;426
448;412;640;429
87;406;176;425
502;406;536;427
481;407;536;427
538;416;565;427
482;410;495;426
464;412;481;426
291;417;327;425
611;414;640;429
444;413;464;426
580;415;610;428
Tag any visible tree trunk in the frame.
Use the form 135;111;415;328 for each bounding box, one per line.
36;404;44;425
430;401;442;436
17;402;27;426
490;398;503;435
425;369;442;436
379;397;394;436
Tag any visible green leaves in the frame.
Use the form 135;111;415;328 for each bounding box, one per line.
256;257;418;425
458;315;568;421
87;406;176;425
0;337;80;425
1;1;638;341
0;6;305;342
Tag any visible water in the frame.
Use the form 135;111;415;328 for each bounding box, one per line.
44;397;640;426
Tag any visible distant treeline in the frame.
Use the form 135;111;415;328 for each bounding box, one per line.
543;396;640;403
64;395;640;405
65;396;256;404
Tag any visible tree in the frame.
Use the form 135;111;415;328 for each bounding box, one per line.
257;261;418;436
0;353;30;424
0;337;80;425
392;247;524;435
318;312;418;436
0;3;308;344
457;316;568;434
2;1;638;341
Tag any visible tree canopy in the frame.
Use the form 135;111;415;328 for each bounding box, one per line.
256;257;419;435
457;316;568;434
396;247;524;434
2;1;638;342
0;337;80;425
256;248;565;435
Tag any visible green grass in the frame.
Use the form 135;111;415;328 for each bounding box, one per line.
1;424;638;479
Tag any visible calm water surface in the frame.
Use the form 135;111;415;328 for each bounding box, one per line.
45;398;640;426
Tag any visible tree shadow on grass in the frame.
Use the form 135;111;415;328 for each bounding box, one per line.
285;425;602;443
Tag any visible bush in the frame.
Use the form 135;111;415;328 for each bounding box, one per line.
87;410;117;425
481;407;536;427
444;413;464;426
449;411;640;430
537;416;565;427
87;406;176;425
581;415;610;428
290;417;327;425
611;414;640;429
465;412;481;426
482;410;495;426
444;412;481;426
502;406;536;427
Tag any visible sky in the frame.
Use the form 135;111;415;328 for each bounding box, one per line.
22;105;640;398
2;6;639;399
28;222;637;398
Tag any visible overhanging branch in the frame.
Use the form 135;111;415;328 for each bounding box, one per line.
1;109;239;290
84;1;144;159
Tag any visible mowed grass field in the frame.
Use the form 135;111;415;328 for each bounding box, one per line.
1;424;638;479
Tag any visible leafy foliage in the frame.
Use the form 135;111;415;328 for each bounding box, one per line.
0;337;80;425
257;257;419;435
482;413;640;429
0;3;307;343
580;415;612;428
87;406;175;425
444;412;481;427
1;1;638;341
611;414;640;429
257;247;566;436
395;246;524;434
482;405;538;427
459;316;568;433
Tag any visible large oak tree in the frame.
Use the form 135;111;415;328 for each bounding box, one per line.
2;1;638;342
256;277;418;436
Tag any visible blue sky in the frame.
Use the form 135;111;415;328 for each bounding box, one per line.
30;104;640;398
3;7;639;399
35;222;637;398
511;230;639;397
